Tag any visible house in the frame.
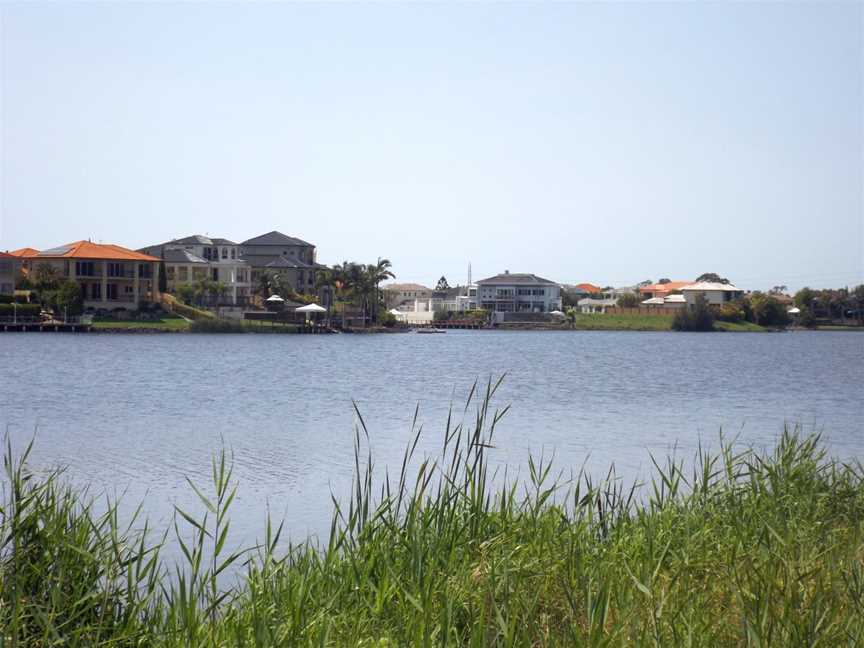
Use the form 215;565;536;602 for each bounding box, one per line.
577;297;618;314
639;281;693;300
477;271;562;313
139;235;252;306
641;294;687;309
239;231;319;295
0;252;20;294
383;283;433;311
21;241;160;311
681;282;745;307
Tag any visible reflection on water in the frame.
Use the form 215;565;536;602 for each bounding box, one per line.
1;330;862;547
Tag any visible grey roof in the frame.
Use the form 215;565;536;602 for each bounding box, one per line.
262;256;312;269
162;249;208;264
241;230;313;247
138;235;238;256
476;273;558;286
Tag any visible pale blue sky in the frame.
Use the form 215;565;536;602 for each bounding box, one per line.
1;2;861;291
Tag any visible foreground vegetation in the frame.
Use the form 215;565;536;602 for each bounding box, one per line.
573;312;674;331
2;381;862;646
92;315;191;331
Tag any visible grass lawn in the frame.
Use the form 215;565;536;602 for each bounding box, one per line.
91;316;190;331
573;312;674;331
715;320;767;332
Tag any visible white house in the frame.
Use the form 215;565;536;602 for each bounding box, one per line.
681;282;745;307
477;271;562;313
139;235;252;306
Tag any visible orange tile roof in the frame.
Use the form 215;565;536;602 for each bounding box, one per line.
36;241;160;262
575;283;602;294
0;251;15;258
9;247;40;258
639;281;692;295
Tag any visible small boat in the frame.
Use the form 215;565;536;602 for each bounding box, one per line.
415;328;446;334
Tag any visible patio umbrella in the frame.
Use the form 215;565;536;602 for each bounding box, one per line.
295;303;326;313
549;310;565;316
265;295;284;302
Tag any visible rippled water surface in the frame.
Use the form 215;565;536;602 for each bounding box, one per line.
1;330;862;546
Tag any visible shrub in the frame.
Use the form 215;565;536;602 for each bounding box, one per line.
379;310;396;327
749;293;791;327
617;292;641;308
0;303;41;318
672;294;715;331
0;294;12;303
190;318;246;333
716;303;744;323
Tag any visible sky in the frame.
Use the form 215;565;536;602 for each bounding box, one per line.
1;2;861;291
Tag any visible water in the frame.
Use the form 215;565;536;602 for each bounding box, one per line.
1;330;862;549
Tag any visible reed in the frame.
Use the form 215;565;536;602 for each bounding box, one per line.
2;380;862;646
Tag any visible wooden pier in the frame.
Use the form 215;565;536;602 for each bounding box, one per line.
0;319;91;333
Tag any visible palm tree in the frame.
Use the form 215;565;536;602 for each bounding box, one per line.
366;258;395;324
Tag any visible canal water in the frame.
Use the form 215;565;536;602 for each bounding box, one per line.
1;330;862;551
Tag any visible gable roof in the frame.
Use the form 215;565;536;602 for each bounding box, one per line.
264;256;312;269
681;282;743;292
241;230;312;247
383;283;432;292
9;247;40;258
36;241;160;262
639;281;692;295
0;251;15;259
476;272;558;286
162;248;209;264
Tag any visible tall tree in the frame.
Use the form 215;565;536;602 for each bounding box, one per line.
695;273;729;284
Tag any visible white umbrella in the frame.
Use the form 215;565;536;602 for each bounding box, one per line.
389;308;403;315
787;307;801;314
265;294;284;302
296;303;326;313
549;310;565;316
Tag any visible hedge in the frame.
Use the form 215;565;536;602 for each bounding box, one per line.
0;304;41;318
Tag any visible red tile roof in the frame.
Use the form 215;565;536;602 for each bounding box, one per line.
35;241;160;262
639;281;692;295
9;247;40;258
575;283;602;294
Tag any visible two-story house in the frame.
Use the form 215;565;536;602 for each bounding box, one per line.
0;252;20;295
239;231;319;295
21;241;160;311
139;235;252;305
477;271;562;313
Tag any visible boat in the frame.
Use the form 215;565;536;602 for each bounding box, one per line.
415;328;446;334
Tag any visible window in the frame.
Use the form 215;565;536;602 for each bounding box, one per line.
178;267;188;281
75;261;95;276
92;283;101;299
230;248;236;259
221;248;228;259
107;263;124;277
124;285;134;294
107;284;118;300
138;264;152;279
167;266;176;280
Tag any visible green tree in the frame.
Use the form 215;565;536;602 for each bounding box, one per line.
749;292;790;326
695;273;729;284
617;293;640;308
564;306;577;329
794;287;816;310
33;263;60;292
672;293;715;331
51;280;83;318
